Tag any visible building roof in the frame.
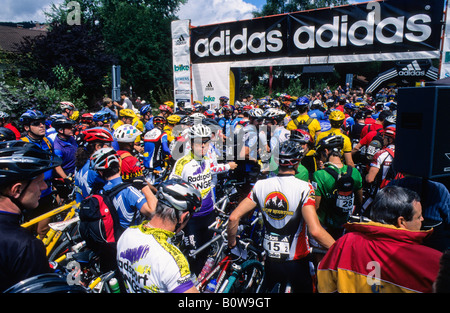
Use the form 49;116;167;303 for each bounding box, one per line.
0;25;47;52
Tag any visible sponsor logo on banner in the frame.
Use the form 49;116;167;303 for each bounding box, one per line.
205;82;214;91
190;0;444;63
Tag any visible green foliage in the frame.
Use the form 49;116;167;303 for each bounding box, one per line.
52;65;88;111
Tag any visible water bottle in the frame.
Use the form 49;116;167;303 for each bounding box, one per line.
204;279;217;293
109;278;120;293
197;257;214;282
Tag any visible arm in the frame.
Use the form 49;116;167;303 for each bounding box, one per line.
140;185;157;216
227;197;257;248
302;204;335;249
365;166;379;184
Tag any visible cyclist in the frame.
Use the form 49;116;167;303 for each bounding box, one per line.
113;124;144;183
169;124;216;275
19;109;68;238
143;116;171;176
0;111;20;139
286;96;322;141
117;179;202;293
313;134;363;240
227;140;335;293
100;97;119;123
140;104;154;132
89;147;157;272
0;127;16;142
0;141;62;292
74;127;113;203
218;105;234;140
112;108;136;131
316;110;354;168
165;114;181;143
52;116;78;176
60;101;76;119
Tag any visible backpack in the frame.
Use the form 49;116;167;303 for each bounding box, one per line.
323;166;355;215
78;182;134;247
365;129;384;161
378;147;404;189
293;116;313;132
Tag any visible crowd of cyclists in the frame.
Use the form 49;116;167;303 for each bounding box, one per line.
0;85;449;294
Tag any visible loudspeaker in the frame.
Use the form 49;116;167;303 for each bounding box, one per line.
395;86;450;179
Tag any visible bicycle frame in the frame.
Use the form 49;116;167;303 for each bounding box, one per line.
21;200;79;255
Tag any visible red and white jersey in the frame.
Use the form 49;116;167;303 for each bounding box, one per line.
248;174;315;261
370;144;395;182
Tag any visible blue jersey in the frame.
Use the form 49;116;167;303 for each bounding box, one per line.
103;177;146;229
74;159;106;203
53;135;78;175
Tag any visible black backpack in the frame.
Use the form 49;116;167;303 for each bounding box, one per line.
293;116;313;132
78;182;135;247
323;166;355;215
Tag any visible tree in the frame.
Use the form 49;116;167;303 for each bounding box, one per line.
98;0;187;99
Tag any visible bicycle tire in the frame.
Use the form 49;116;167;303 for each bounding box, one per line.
221;259;265;293
48;234;83;262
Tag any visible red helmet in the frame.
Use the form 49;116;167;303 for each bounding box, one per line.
383;126;396;139
159;105;173;113
153;116;167;125
80;113;93;124
82;127;113;142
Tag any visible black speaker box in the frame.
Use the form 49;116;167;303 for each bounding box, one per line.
395;86;450;179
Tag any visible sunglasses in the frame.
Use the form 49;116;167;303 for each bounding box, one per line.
30;120;45;127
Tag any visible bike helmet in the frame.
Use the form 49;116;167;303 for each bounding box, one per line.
263;108;286;122
248;108;264;119
90;147;120;171
290;129;312;144
114;124;142;143
383;126;396;139
159;105;173;113
52;116;75;131
0;111;10;120
164;101;174;108
167;114;181;125
0;141;62;186
153;116;167;125
82;127;113;142
190;123;212;139
19;109;46;125
80;113;93;124
316;134;344;154
219;96;229;102
156;179;202;214
119;109;136;118
204;110;215;118
384;114;396;126
295;96;310;107
70;111;79;121
4;273;86;293
93;111;112;124
140;104;152;116
328;110;345;128
274;140;304;168
60;101;76;111
0;127;16;141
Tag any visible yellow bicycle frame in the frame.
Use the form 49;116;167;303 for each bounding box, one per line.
21;201;80;256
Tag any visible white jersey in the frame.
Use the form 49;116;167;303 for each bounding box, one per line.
248;174;315;261
116;224;194;293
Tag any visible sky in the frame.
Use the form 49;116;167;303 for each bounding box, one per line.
0;0;366;26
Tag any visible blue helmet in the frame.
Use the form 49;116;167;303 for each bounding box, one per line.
295;96;310;107
93;111;112;123
19;109;46;125
140;104;152;116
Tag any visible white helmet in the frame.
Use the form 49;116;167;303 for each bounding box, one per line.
190;124;212;138
114;124;142;143
248;108;264;118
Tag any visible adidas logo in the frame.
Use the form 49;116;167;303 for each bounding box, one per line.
398;60;425;76
205;81;214;91
175;35;186;46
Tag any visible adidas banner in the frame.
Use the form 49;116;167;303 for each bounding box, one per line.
171;20;192;107
190;0;445;66
192;63;230;110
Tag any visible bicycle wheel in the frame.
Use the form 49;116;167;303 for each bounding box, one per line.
222;259;265;293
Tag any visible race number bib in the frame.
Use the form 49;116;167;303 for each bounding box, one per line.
263;233;290;260
336;193;354;213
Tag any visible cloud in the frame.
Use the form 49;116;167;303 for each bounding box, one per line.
0;0;63;23
178;0;258;26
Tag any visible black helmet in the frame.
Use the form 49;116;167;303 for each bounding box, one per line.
274;140;304;168
52;116;75;131
0;127;16;141
4;273;86;293
0;141;62;187
316;134;344;155
156;179;202;214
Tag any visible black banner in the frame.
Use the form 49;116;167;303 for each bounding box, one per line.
190;0;445;64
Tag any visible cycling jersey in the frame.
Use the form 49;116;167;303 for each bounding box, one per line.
370;144;395;186
74;159;106;203
286;115;321;139
0;211;51;292
53;135;78;175
248;174;315;261
117;223;194;293
170;152;214;217
143;128;170;171
102;177;146;229
117;150;143;182
316;128;352;154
